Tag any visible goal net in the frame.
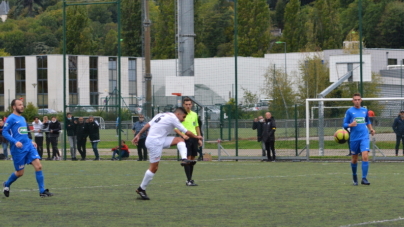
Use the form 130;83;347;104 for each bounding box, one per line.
306;97;404;159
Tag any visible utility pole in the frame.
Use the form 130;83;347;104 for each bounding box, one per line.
144;0;152;117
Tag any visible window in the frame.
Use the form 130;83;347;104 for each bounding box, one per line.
69;56;78;105
128;58;136;96
90;56;98;105
15;57;26;101
109;57;117;94
37;56;48;108
388;58;397;65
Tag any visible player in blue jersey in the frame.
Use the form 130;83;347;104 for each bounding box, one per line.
343;93;375;186
2;99;53;198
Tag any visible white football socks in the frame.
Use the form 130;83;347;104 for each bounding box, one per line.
177;141;187;159
140;169;155;190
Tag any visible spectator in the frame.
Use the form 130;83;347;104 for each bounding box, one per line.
262;112;276;162
42;116;52;160
392;110;404;156
88;116;100;160
0;119;9;160
32;117;44;159
111;140;129;160
368;109;378;126
116;116;125;136
76;117;88;160
132;115;148;161
252;115;266;157
66;113;78;161
49;116;61;160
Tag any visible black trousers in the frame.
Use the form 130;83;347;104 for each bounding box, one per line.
35;136;44;158
49;137;59;158
395;134;404;154
265;140;276;160
137;138;147;161
45;136;51;158
77;137;87;159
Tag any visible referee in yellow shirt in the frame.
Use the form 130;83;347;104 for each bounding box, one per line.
174;97;202;186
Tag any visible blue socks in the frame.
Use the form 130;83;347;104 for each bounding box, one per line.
362;161;369;179
5;172;18;187
351;163;357;176
35;171;45;194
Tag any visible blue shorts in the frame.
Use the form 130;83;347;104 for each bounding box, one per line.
11;143;41;171
350;139;370;155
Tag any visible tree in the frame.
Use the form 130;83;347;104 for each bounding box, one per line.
241;87;259;106
9;0;45;18
195;0;233;57
0;49;10;56
376;1;404;48
152;0;176;59
274;0;287;29
237;0;271;57
66;5;93;55
282;0;307;52
121;0;142;57
104;29;118;56
262;64;296;119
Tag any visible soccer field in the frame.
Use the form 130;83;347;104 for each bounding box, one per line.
0;160;403;226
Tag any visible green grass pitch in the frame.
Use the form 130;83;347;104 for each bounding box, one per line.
1;160;404;226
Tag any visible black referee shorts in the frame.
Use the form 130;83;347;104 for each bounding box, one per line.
185;138;199;157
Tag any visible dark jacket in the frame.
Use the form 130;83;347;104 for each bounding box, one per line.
66;117;77;136
392;116;404;135
252;121;264;142
49;120;61;137
42;121;50;138
0;125;8;143
76;122;88;139
262;117;276;142
87;120;100;142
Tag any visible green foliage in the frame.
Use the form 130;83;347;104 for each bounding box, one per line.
237;0;271;57
22;102;39;122
121;0;142;57
152;0;176;59
0;48;10;56
377;1;404;48
241;87;259;105
282;0;307;52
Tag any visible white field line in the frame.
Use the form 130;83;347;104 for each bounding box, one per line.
340;217;404;227
6;172;349;193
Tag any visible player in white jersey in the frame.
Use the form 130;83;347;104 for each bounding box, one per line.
132;107;203;200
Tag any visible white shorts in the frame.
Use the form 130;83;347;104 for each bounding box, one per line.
145;136;175;163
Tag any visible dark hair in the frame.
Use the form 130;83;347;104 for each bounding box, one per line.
67;112;71;115
121;140;125;143
353;93;361;97
174;107;188;115
34;116;39;120
183;97;192;104
10;99;21;107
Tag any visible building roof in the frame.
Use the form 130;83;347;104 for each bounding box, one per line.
0;1;10;16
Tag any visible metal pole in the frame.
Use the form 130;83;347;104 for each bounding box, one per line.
117;0;122;154
62;0;67;160
144;0;152;118
284;42;287;78
295;104;298;156
358;0;363;96
234;0;238;156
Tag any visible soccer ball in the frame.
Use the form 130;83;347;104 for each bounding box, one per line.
334;129;349;144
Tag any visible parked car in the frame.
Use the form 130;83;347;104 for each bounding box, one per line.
205;105;220;120
71;106;98;113
129;104;142;114
163;104;175;112
38;108;58;114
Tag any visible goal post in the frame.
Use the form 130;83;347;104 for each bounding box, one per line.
306;97;404;157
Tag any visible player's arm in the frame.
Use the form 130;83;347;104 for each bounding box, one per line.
343;111;355;128
174;128;189;139
2;119;18;145
367;123;375;136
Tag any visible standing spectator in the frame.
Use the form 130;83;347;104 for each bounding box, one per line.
42;116;51;160
252;115;266;157
76;117;88;160
392;110;404;156
32;117;44;159
49;116;61;160
88;116;100;160
2;99;53;198
368;109;378;126
174;98;202;186
0;120;9;160
262;112;276;162
66;113;78;161
116;116;124;136
132;115;148;161
343;93;375;186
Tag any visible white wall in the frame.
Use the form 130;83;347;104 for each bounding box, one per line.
3;56;15;110
25;56;37;106
77;56;90;105
98;56;109;100
47;55;64;111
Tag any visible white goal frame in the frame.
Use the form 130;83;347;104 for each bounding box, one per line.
305;97;404;156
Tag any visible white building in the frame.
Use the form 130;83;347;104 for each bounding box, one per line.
0;55;142;111
0;1;9;22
